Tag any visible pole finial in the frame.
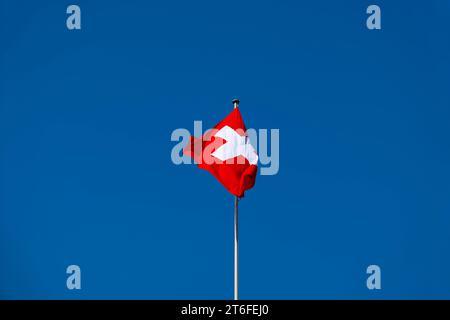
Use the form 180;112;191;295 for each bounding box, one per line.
232;99;240;109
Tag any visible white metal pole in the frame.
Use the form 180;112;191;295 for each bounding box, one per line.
232;98;239;300
234;195;238;300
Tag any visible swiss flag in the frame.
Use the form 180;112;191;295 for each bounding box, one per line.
183;106;258;197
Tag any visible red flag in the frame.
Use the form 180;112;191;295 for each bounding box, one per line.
183;107;258;197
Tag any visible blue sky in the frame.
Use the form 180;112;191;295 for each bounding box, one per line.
1;0;450;299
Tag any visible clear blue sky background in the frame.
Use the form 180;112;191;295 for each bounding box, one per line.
1;0;450;299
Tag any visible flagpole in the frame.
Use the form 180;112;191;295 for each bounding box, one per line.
232;98;240;300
